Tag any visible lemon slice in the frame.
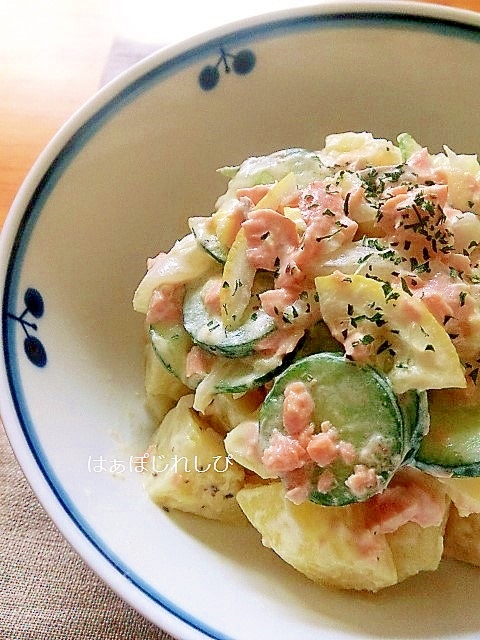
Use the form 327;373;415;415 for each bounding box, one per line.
254;171;297;211
219;227;256;330
315;273;465;394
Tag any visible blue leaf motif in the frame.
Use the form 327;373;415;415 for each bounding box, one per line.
8;288;47;367
199;47;256;91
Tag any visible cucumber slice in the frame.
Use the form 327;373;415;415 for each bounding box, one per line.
216;148;329;210
189;216;228;264
294;320;343;360
193;351;287;413
397;132;422;161
397;389;429;464
414;389;480;477
150;319;284;408
213;355;282;394
259;353;406;506
183;273;275;358
149;323;197;389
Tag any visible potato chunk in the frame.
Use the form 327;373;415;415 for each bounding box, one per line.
144;395;245;523
444;507;480;567
236;474;449;591
144;343;189;422
438;476;480;517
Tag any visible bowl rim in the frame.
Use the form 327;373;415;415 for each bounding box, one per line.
2;2;480;638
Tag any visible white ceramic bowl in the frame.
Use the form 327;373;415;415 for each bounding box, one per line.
2;2;480;639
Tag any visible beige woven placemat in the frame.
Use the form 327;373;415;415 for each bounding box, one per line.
0;421;175;640
0;37;177;640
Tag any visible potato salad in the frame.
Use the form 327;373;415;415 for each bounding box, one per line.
133;132;480;591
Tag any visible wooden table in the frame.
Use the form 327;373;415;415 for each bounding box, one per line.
0;0;296;223
0;0;479;226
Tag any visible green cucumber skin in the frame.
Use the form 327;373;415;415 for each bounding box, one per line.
149;323;197;389
412;391;480;478
189;216;228;264
213;337;306;394
150;321;283;394
414;459;480;478
182;279;276;359
212;359;283;394
259;353;405;506
396;390;429;464
414;437;480;478
293;320;343;360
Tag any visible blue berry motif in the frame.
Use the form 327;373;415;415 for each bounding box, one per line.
199;47;256;91
8;288;47;367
